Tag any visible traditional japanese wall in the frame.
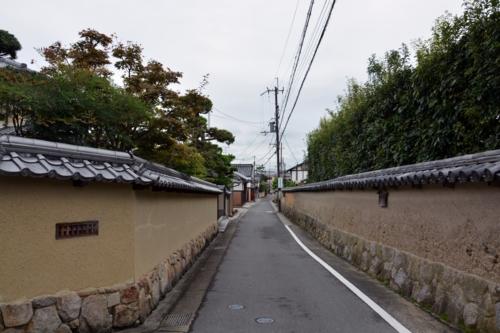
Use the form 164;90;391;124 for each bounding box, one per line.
282;182;500;331
133;191;217;280
0;177;136;303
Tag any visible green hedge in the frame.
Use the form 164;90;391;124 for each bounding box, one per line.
307;0;500;182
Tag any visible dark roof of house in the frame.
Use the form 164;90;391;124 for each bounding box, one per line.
283;149;500;192
286;162;307;172
0;136;221;194
233;171;250;182
231;164;253;177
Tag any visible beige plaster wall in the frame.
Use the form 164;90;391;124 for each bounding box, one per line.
284;182;500;282
133;191;217;280
0;177;135;302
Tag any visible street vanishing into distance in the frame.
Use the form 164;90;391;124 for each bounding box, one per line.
179;196;459;333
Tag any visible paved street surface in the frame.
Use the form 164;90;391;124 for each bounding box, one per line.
189;196;459;333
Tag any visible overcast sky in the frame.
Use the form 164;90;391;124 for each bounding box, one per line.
4;0;464;173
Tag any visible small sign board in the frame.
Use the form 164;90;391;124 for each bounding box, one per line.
278;178;283;189
278;191;282;200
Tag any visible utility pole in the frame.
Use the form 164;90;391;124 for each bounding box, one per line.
261;79;284;211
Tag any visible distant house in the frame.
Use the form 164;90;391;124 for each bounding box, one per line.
287;162;308;184
231;164;254;206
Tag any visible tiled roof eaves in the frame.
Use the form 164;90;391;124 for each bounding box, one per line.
0;136;133;164
132;157;221;194
0;136;221;194
283;149;500;193
233;171;250;182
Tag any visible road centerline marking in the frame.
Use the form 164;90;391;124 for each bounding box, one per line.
284;224;411;333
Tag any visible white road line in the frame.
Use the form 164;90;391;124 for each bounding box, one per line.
284;225;412;333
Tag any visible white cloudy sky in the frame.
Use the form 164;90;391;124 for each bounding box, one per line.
4;0;464;173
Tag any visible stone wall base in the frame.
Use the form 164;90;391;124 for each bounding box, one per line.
282;205;500;333
0;222;218;333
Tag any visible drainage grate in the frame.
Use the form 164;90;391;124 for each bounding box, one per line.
161;313;193;327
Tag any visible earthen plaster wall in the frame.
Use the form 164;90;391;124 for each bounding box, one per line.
283;182;500;282
0;177;135;302
133;191;217;280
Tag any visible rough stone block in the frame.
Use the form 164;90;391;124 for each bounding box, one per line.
419;260;434;285
120;284;139;304
394;268;407;288
26;305;62;333
67;318;79;329
107;292;120;308
76;315;90;333
464;303;479;328
464;274;488;303
417;284;434;305
160;264;171;296
479;292;495;317
151;280;160;310
112;303;139;328
368;257;381;276
0;298;33;327
77;288;98;298
55;323;72;333
80;295;112;333
138;289;151;324
32;296;57;309
56;293;81;322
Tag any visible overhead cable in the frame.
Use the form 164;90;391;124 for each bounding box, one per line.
272;0;301;86
280;0;337;139
279;0;315;128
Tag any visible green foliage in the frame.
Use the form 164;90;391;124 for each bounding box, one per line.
272;177;296;190
1;29;236;182
259;181;267;192
256;164;269;182
307;0;500;182
439;313;451;323
0;30;22;59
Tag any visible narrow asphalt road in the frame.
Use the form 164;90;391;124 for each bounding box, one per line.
189;196;438;333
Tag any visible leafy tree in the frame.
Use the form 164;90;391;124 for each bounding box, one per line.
255;164;269;182
307;0;500;182
1;28;237;183
0;30;22;59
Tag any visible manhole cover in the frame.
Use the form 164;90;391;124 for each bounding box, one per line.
161;313;193;327
256;317;275;324
228;304;244;310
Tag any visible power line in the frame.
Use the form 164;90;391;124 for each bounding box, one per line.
283;135;299;164
210;114;263;129
280;0;337;138
212;107;267;124
279;0;315;129
233;132;261;158
240;134;271;161
272;0;300;85
289;0;330;97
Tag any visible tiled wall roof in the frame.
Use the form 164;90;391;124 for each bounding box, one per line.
0;136;221;194
283;149;500;192
231;164;253;177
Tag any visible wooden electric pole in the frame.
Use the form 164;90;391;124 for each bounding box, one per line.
261;79;283;211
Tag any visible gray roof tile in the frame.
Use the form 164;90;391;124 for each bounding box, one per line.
0;135;221;194
284;149;500;193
